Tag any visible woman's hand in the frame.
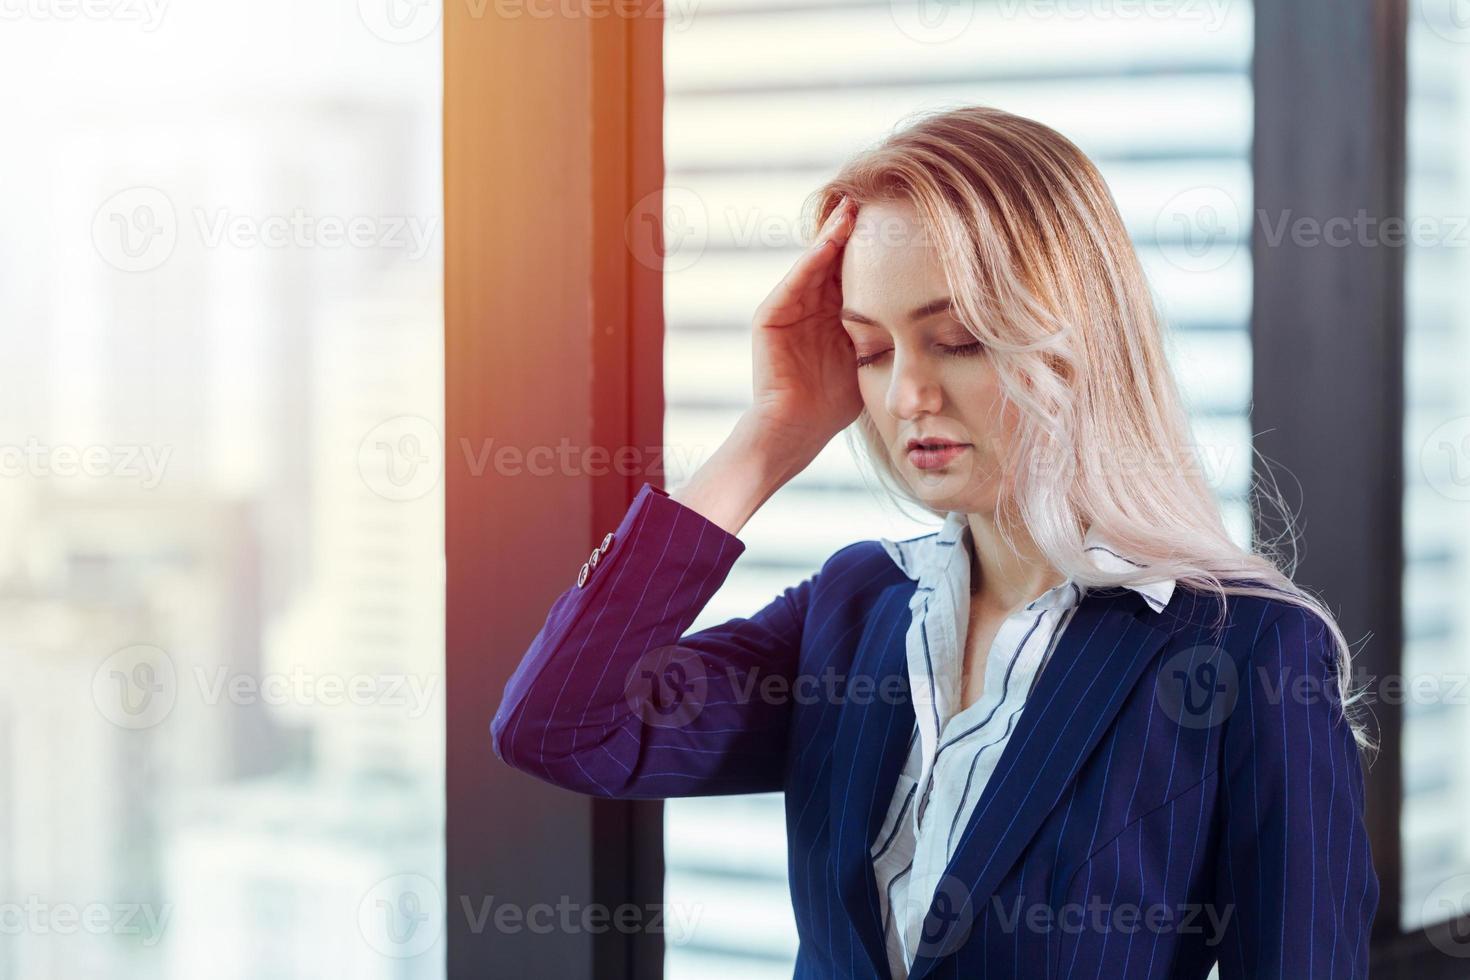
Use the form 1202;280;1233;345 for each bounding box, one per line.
745;195;863;475
670;196;862;537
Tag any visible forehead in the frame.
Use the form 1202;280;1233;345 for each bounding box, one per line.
839;199;948;305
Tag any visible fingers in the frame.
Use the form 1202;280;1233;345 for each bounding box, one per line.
815;194;857;250
755;196;857;326
784;197;857;288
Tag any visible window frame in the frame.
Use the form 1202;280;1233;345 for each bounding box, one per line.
444;4;667;978
1253;0;1470;971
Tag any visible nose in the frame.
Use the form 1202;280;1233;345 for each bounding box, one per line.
883;350;942;421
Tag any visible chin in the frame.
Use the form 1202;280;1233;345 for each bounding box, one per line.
902;470;995;517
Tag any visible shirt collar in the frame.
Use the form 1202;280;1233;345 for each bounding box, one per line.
879;515;1176;615
1080;528;1177;614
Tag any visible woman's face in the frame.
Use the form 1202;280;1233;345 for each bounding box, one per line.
838;198;1020;517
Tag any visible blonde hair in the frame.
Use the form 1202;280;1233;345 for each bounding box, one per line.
809;105;1374;752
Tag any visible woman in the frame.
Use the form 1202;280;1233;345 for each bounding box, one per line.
492;106;1379;979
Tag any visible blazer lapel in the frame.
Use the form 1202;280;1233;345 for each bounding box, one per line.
905;590;1171;980
829;581;916;979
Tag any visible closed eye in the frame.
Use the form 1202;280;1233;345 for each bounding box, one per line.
854;341;984;368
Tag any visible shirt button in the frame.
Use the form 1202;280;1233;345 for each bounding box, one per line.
576;562;590;588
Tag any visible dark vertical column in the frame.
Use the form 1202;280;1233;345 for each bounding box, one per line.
1252;0;1406;956
445;5;666;978
590;9;669;980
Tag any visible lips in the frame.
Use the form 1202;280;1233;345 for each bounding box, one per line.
905;437;968;452
904;437;972;470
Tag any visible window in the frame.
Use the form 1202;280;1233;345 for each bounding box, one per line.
659;2;1254;976
1400;1;1470;933
0;5;444;977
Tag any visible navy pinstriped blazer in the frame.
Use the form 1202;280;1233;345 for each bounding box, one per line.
491;482;1379;979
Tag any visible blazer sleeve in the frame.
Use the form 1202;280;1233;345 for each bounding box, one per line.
490;481;816;800
1211;604;1380;979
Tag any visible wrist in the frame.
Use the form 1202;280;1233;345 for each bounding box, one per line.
728;411;809;488
668;414;800;537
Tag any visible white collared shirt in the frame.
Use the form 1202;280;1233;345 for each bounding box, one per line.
872;512;1177;979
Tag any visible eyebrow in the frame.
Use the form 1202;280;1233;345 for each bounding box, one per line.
840;296;954;327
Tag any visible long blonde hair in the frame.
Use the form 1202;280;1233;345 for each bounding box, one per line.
810;105;1374;752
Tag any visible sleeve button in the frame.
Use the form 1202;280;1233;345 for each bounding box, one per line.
588;547;601;569
600;532;615;553
576;562;590;588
